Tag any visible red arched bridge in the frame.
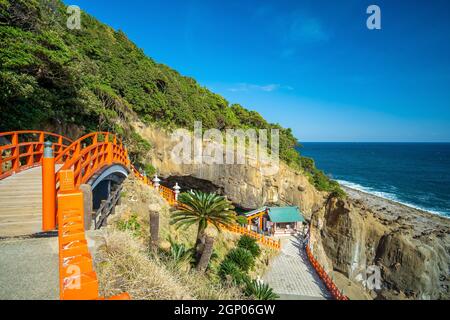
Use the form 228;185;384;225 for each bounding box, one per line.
0;130;347;300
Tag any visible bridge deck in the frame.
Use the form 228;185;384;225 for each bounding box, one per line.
0;165;61;238
263;235;331;300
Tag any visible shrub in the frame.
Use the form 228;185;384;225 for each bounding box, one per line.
244;279;279;300
236;215;248;226
116;214;141;237
144;163;156;176
218;260;250;285
224;247;255;272
167;241;194;266
237;235;261;258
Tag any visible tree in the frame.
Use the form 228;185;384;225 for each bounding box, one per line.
170;191;235;261
196;235;215;272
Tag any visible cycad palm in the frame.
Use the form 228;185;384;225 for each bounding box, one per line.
171;191;235;260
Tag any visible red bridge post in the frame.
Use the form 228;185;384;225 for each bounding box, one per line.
42;141;56;231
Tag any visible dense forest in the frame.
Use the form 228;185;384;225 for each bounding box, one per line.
0;0;343;196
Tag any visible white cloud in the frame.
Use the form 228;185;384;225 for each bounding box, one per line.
228;83;293;93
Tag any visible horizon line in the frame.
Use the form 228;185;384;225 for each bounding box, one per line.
299;141;450;144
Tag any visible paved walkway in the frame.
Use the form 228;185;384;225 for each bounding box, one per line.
0;236;59;300
263;235;331;300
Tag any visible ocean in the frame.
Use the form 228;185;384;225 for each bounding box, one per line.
298;143;450;217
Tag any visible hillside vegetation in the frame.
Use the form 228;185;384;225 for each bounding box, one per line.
0;0;343;196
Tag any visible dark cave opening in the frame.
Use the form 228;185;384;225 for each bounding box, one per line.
159;175;249;213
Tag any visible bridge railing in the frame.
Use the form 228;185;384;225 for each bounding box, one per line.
0;131;72;180
54;132;130;190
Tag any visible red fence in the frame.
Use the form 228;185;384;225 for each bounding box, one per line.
305;238;349;300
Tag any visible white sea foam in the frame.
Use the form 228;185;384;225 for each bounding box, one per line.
337;179;447;217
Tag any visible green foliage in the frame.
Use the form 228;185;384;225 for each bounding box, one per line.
171;191;236;234
236;215;248;226
218;260;250;285
144;163;156;176
299;156;345;197
237;235;261;258
0;0;343;197
244;279;279;300
116;214;141;237
223;247;255;272
166;237;195;266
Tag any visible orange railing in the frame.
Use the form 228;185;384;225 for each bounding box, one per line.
222;224;281;250
0;131;72;180
305;238;349;300
130;164;177;206
54;132;130;189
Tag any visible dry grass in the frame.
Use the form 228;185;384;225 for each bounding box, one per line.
96;229;244;300
96;176;277;300
96;230;191;300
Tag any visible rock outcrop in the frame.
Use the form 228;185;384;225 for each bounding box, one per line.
309;190;450;300
134;122;325;214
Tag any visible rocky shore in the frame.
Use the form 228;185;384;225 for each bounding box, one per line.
342;186;450;238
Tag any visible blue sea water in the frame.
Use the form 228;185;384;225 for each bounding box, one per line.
298;143;450;217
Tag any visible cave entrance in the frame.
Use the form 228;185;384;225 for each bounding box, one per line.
160;175;250;213
160;175;223;195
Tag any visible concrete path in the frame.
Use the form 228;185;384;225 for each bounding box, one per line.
263;235;331;300
0;236;59;300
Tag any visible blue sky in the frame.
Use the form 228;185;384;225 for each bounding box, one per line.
67;0;450;142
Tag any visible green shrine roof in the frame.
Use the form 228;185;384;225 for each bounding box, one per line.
267;206;304;223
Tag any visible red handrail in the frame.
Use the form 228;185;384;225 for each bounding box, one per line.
305;237;349;300
54;132;130;190
0;131;72;180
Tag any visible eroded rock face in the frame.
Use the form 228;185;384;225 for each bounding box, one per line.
134;123;325;215
135;122;450;300
309;196;450;300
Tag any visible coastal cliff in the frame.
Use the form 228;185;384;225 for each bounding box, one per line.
309;188;449;300
136;123;450;300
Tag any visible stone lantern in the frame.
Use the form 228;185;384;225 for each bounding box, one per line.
173;182;181;200
152;174;161;189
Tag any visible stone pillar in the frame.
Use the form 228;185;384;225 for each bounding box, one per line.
149;209;159;252
80;184;93;230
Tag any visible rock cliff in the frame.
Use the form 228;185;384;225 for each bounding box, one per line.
309;188;449;300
